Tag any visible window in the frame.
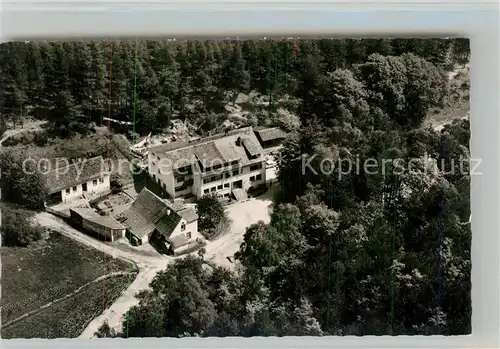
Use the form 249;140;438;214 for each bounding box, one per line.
93;180;98;186
185;178;194;186
250;176;255;182
224;183;230;188
186;231;192;239
225;172;231;179
158;168;161;174
99;177;104;184
66;188;70;194
204;189;209;194
176;176;183;183
224;193;230;198
181;223;186;231
203;174;223;184
152;152;155;157
157;156;160;160
256;174;262;181
152;162;156;167
73;186;77;192
211;187;216;192
250;163;263;171
233;170;239;176
217;185;223;190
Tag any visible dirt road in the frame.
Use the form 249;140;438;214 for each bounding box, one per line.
0;120;44;147
33;212;174;338
204;193;273;269
79;267;163;338
33;190;274;336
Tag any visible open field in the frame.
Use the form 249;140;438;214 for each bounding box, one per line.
424;63;470;129
1;274;135;339
1;230;135;324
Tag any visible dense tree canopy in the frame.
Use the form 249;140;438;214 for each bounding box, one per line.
0;37;471;336
0;38;468;138
0;152;48;210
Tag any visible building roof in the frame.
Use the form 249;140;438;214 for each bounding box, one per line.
177;206;198;223
149;127;254;154
121;188;183;239
254;127;287;142
153;127;265;171
43;156;108;194
70;207;125;230
242;137;262;156
155;211;183;238
193;142;224;168
163;199;186;212
165;147;197;169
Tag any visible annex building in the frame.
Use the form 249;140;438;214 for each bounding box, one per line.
117;188;199;253
43;156;110;205
147;126;286;200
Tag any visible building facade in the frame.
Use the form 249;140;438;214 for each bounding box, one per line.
43;156;111;205
118;188;200;251
70;207;126;242
148;127;278;200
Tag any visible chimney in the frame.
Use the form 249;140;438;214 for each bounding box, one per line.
236;137;242;146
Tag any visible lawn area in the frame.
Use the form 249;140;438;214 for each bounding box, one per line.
1;231;135;324
1;274;135;339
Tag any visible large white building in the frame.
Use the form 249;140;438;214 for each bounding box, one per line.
148;127;284;200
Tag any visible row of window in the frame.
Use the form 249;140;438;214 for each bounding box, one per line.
250;174;262;182
204;160;239;172
203;182;231;194
65;178;104;194
203;169;242;184
249;163;263;171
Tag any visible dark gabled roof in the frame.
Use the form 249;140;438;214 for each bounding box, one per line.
43;156;108;194
155;211;183;238
254;127;287;142
121;188;182;239
177;207;198;223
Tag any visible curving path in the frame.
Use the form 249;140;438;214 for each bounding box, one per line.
32;212;175;338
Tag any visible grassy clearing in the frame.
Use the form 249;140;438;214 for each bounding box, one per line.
1;127;122;164
425;65;470;129
1;231;134;324
1;274;135;339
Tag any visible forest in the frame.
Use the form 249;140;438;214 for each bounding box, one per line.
0;38;471;336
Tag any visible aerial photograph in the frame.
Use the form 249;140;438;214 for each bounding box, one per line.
0;37;470;338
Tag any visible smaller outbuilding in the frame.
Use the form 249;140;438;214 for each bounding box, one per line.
69;207;126;242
